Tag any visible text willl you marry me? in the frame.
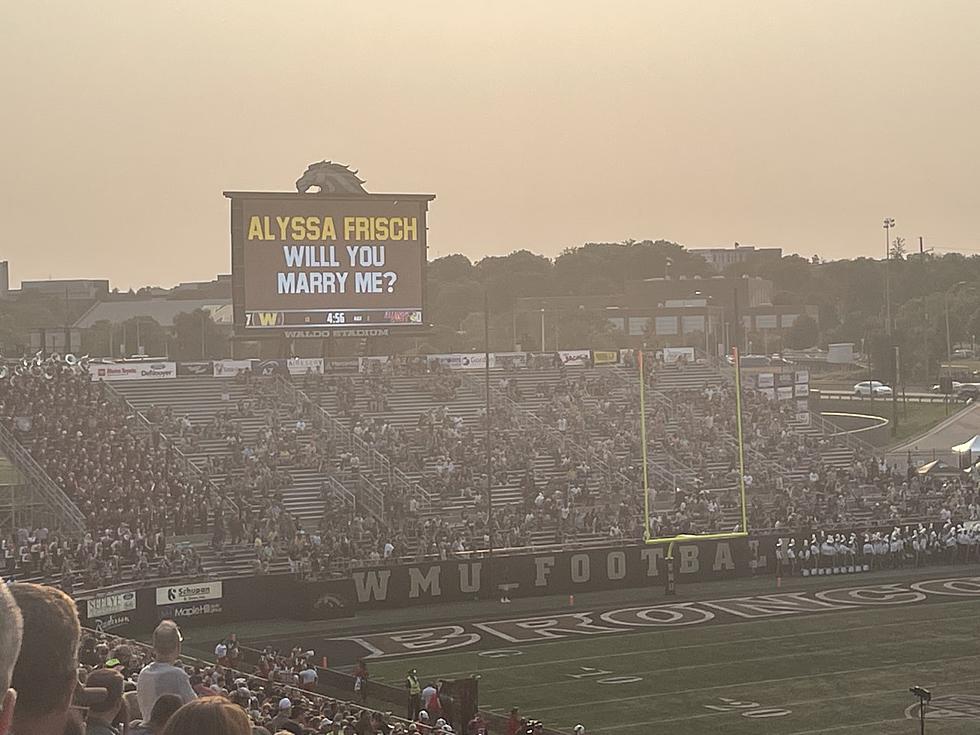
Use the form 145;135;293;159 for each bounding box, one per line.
246;215;418;295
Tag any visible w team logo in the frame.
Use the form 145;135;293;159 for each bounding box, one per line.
906;695;980;720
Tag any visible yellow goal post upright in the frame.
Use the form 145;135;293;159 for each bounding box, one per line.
640;348;750;564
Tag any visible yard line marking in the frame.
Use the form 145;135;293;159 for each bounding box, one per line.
481;634;980;697
522;652;980;714
784;717;910;734
423;606;980;679
586;675;980;732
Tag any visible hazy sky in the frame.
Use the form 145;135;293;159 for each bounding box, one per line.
3;1;980;289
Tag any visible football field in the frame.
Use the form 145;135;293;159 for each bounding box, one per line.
183;569;980;734
358;576;980;734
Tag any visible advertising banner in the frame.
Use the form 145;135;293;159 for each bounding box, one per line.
776;386;794;401
323;357;360;373
228;192;433;333
89;362;177;382
177;361;213;377
558;349;591;366
592;350;619;366
795;369;810;385
156;581;222;606
663;347;695;364
358;356;390;372
757;373;775;389
87;590;138;618
213;359;254;378
492;352;528;369
79;589;139;633
427;353;487;370
286;357;324;376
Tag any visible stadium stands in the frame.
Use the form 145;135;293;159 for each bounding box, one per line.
3;352;980;591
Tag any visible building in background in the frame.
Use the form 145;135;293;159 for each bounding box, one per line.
689;243;782;272
20;278;110;303
514;274;815;354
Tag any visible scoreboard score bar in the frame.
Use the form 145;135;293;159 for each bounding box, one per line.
226;191;434;335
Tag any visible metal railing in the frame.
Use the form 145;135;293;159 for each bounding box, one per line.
610;364;790;484
805;410;879;456
689;348;870;466
456;370;658;492
277;376;409;517
101;383;240;517
0;422;86;534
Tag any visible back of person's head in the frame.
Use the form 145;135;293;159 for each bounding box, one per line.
148;694;184;728
83;668;124;720
159;696;251;735
8;583;80;725
0;582;24;735
153;620;183;660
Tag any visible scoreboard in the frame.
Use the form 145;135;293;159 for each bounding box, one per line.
226;191;433;335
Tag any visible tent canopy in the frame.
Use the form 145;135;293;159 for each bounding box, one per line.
917;459;962;476
952;435;980;454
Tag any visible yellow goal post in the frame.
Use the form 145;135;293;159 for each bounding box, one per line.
641;347;750;548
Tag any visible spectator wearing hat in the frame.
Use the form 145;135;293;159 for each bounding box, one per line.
268;698;294;732
8;583;82;735
0;581;23;735
136;620;197;720
82;668;125;735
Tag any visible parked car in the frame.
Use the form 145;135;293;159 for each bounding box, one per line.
853;380;893;397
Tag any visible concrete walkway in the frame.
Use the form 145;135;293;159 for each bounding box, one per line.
887;401;980;462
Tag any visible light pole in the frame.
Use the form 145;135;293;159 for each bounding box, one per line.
883;218;895;335
540;308;546;353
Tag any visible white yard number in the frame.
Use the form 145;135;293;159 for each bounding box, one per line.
566;666;643;685
704;697;790;718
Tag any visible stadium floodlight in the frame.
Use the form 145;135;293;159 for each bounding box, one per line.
641;348;749;552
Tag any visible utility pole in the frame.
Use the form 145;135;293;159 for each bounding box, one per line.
920;237;929;383
883;218;895;335
484;291;494;601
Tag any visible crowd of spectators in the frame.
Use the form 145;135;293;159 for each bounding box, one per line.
4;353;980;591
0;580;504;735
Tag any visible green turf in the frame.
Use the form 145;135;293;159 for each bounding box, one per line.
363;592;980;734
172;568;980;734
820;398;957;446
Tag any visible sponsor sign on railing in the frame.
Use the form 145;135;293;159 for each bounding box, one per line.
285;357;325;376
213;359;254;377
87;590;137;619
89;362;177;381
177;361;213;377
155;581;223;605
558;349;591;366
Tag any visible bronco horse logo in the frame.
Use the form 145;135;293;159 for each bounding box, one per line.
296;160;367;194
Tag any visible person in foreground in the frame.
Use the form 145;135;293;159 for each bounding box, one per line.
159;696;252;735
7;583;81;735
81;669;125;735
0;581;24;735
128;694;183;735
136;620;197;720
